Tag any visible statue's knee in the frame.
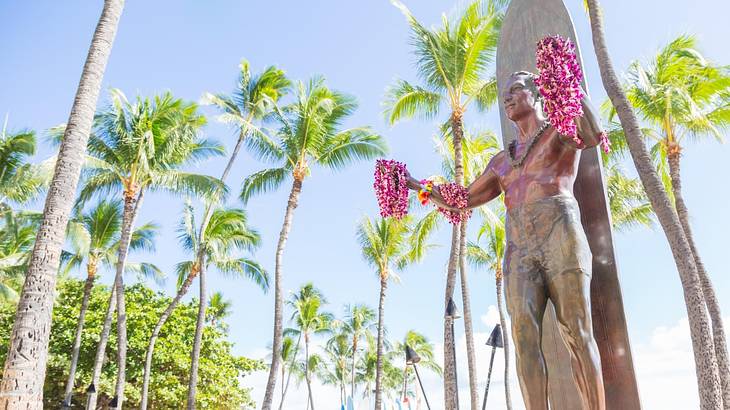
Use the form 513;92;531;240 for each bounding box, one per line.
560;319;594;346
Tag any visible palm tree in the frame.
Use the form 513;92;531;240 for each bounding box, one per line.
356;216;427;409
0;1;124;405
173;203;267;409
207;291;232;331
140;61;288;410
248;77;387;410
356;337;379;409
277;336;300;409
585;1;724;407
0;211;39;303
284;283;333;410
621;35;730;403
320;323;352;407
385;2;505;406
395;330;442;408
342;304;377;400
466;205;513;410
0;123;46;211
82;89;224;409
60;199;162;407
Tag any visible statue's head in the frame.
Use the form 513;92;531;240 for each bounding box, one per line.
503;71;542;121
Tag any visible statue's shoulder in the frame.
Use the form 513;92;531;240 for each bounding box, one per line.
488;150;509;175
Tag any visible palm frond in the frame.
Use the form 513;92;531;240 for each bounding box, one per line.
239;167;289;204
383;80;442;124
317;127;387;170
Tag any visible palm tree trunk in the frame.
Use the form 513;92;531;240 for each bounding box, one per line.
112;189;143;408
375;276;387;410
262;178;304;410
585;2;722;408
186;252;207;409
139;266;199;409
443;109;466;409
668;148;730;408
304;335;315;410
459;221;479;410
62;267;97;407
86;284;117;409
0;1;124;407
277;333;302;410
443;224;461;409
495;269;512;410
351;336;358;400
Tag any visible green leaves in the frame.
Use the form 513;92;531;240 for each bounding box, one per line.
383;80;442;124
239;167;289;204
82;89;223;204
387;0;503;120
0;280;263;408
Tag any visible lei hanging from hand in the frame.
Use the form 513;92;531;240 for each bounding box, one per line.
535;35;610;153
373;159;409;219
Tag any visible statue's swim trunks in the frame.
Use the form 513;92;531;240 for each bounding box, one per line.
504;194;592;282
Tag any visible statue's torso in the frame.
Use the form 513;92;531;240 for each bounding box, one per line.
491;127;581;211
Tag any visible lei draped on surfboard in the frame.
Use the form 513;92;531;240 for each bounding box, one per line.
535;35;610;153
373;159;470;224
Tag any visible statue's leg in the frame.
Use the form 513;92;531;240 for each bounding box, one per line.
504;245;549;410
548;269;605;410
542;196;606;410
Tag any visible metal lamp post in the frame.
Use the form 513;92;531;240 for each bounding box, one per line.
481;324;504;410
405;344;431;410
445;297;461;409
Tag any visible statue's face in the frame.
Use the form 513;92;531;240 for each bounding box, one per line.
503;73;538;121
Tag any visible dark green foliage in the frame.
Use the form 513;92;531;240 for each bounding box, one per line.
0;280;263;409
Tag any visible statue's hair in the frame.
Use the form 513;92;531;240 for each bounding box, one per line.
509;71;542;102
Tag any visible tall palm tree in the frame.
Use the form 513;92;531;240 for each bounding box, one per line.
356;216;427;409
0;211;39;303
585;1;724;408
82;89;224;409
173;203;267;409
139;61;288;410
248;77;387;410
385;2;505;406
284;283;333;410
342;304;377;400
621;35;730;403
466;205;513;410
60;199;162;407
0;2;124;405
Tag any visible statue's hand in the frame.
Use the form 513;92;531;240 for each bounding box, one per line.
404;168;421;191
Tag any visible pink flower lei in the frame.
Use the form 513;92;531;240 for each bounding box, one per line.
436;182;471;224
535;35;610;153
373;159;409;219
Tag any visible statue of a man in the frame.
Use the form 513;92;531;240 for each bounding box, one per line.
407;71;606;410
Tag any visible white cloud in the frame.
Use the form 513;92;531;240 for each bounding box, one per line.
244;314;728;410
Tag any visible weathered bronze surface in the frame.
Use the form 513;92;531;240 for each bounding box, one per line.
496;0;641;409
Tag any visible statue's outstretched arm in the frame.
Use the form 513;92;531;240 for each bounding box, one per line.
405;152;504;211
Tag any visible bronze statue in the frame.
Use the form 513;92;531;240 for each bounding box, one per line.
407;71;606;410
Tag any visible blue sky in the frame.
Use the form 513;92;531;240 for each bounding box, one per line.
2;0;729;408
